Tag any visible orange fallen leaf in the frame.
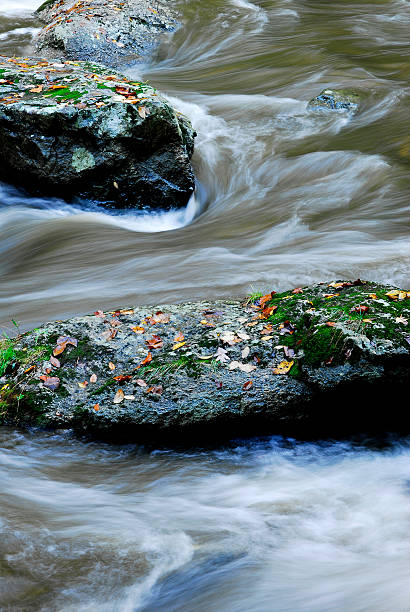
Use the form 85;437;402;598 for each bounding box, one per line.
131;326;145;334
292;288;303;294
325;322;336;327
259;291;276;308
113;374;132;383
24;365;36;374
145;385;163;396
351;305;369;313
174;332;185;342
242;380;253;391
140;352;152;367
146;335;163;349
93;403;100;411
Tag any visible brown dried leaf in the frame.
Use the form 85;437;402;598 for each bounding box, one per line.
42;376;60;390
242;380;253;391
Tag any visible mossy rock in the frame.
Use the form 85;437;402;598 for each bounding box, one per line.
1;280;409;440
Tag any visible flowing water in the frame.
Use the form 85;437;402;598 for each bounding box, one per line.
1;0;410;609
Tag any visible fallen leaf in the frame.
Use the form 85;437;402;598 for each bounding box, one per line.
324;356;334;366
108;362;116;371
259;291;276;308
198;355;213;360
101;329;117;341
292;288;303;294
220;331;240;345
124;395;135;400
261;324;273;334
53;344;66;356
261;335;274;341
229;361;240;370
90;373;97;383
146;335;163;349
273;360;294;375
172;341;187;350
174;332;185;342
42;376;60;390
138;106;150;119
386;290;409;301
239;363;257;373
94;310;105;317
241;346;250;359
136;379;147;387
113;181;119;189
139;352;153;367
237;332;250;341
368;294;378;300
24;365;36;374
78;381;88;389
351;305;369;314
246;321;258;327
215;347;230;363
113;375;132;383
30;84;43;93
148;311;170;324
57;336;78;347
131;325;145;334
146;385;163;396
242;380;253;391
325;322;336;327
215;380;223;389
113;388;125;404
93;403;100;411
261;305;277;318
396;316;408;325
324;294;340;299
50;356;60;368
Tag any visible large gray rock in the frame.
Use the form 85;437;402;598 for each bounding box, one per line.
0;55;195;208
1;280;410;442
35;0;178;67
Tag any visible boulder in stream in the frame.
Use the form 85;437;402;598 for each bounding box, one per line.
1;280;410;442
0;55;195;208
308;88;361;114
35;0;179;67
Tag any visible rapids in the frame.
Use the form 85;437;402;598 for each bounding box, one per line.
1;1;410;610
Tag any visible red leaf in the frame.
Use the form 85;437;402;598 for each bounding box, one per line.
242;381;253;391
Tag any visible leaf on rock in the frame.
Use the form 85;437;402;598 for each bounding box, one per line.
174;332;185;342
93;404;100;411
139;352;153;367
220;331;240;345
325;322;336;327
90;373;97;383
292;288;303;294
386;290;409;301
215;347;230;363
237;332;250;341
136;379;147;387
138;106;150;119
41;376;60;390
108;362;116;370
351;305;369;313
24;365;36;374
242;381;253;391
241;346;250;359
94;310;105;317
273;360;294;375
146;385;163;396
113;375;132;383
113;388;125;404
78;381;88;389
131;325;145;334
172;341;186;350
229;361;240;370
124;395;135;400
146;335;163;349
396;316;408;325
50;356;60;368
259;292;276;308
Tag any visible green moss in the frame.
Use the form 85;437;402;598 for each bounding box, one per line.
302;326;348;366
0;338;15;376
36;0;56;11
44;88;83;101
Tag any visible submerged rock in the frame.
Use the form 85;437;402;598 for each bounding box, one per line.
1;280;410;442
308;88;360;114
36;0;179;68
0;55;195;208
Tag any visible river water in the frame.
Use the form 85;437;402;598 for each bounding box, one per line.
1;0;410;610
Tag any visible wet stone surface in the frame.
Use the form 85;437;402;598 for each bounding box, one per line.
36;0;179;67
308;88;361;114
1;280;410;442
0;55;195;208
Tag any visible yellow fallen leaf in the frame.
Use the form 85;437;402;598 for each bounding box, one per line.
386;290;408;301
368;293;378;299
172;341;186;350
108;362;116;370
273;360;294;375
261;335;274;340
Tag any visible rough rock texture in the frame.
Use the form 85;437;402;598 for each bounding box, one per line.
1;280;410;442
0;55;195;208
308;88;360;114
36;0;178;67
